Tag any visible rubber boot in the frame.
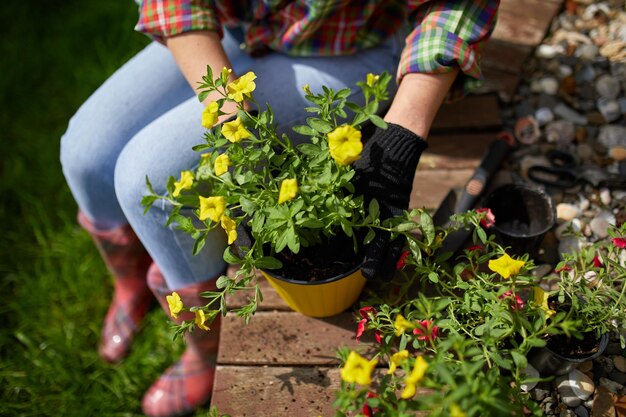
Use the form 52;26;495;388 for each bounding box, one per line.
143;262;221;417
78;211;153;363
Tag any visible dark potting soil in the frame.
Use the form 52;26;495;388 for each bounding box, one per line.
273;233;363;282
546;332;602;358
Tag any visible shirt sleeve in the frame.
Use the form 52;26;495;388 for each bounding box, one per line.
399;0;499;101
135;0;223;42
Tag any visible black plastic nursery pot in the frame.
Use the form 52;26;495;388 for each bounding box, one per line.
484;183;555;257
528;332;609;376
261;262;366;318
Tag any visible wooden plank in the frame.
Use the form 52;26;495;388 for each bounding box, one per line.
419;133;495;170
491;0;562;47
410;168;475;210
482;39;533;75
212;366;342;417
431;94;502;132
225;269;291;311
218;311;378;366
472;66;521;102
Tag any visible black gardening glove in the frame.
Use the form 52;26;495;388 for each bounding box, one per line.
353;122;428;281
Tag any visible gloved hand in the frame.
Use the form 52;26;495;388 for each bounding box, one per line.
353;122;428;281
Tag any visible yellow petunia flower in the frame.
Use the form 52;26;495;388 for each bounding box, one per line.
450;404;466;417
533;287;556;318
227;71;257;102
214;153;231;176
394;314;414;336
199;196;226;222
278;178;298;204
194;309;210;331
488;253;525;279
201;101;220;129
220;215;238;245
388;350;409;374
221;117;252;143
340;351;378;386
327;125;363;166
401;355;428;399
166;292;183;319
172;171;194;197
366;73;379;87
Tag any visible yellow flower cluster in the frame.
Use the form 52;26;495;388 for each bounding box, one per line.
400;356;428;399
488;253;525;279
278;178;298;204
214;154;231;176
327;125;363;166
166;292;183;319
202;102;220;129
227;71;256;102
340;351;377;385
173;171;194;197
222;117;251;143
393;314;414;336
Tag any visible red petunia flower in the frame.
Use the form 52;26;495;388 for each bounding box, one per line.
499;290;525;310
476;207;495;228
466;245;483;252
412;320;439;341
356;319;367;343
362;392;379;417
396;250;411;270
593;255;603;268
356;307;378;342
613;237;626;249
359;306;377;319
555;264;572;273
374;331;383;344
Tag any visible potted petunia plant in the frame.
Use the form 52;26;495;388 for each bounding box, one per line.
143;67;402;331
333;209;626;416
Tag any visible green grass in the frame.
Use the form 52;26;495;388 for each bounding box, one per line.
0;2;210;415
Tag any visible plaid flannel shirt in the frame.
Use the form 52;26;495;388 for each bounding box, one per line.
135;0;499;101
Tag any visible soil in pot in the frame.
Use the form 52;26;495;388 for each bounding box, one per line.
546;332;605;358
273;232;364;282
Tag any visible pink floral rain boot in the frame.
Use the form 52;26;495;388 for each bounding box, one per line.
143;262;221;417
78;211;153;363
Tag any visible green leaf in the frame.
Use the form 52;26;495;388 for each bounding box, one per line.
369;114;388;129
368;199;380;221
292;125;317;136
363;228;376;245
511;350;528;369
307;118;333;134
173;214;196;233
223;246;242;264
216;275;232;289
239;197;259;214
297;218;325;228
477;227;487;243
254;256;283;270
420;211;435;245
395;221;419;232
192;234;207;256
297;143;320;156
428;272;439;283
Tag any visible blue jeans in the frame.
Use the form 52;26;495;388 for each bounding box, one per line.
60;29;404;290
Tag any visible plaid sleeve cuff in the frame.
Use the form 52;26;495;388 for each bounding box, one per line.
397;0;499;102
135;0;222;42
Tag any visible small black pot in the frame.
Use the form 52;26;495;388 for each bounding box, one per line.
484;183;555;258
527;332;609;376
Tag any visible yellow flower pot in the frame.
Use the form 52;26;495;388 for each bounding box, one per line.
261;263;366;318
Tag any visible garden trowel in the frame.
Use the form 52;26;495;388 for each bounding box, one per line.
432;138;511;256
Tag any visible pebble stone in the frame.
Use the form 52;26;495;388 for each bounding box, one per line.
502;0;626;413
